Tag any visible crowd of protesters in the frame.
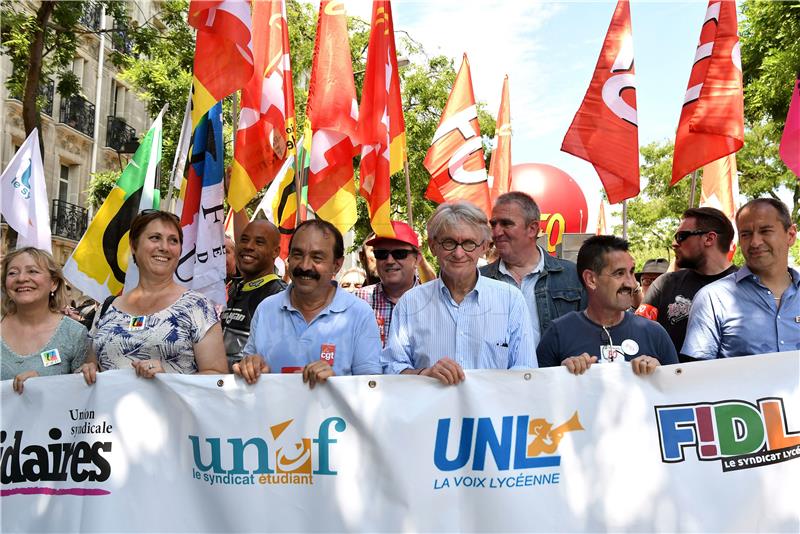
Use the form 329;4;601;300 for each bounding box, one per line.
1;194;798;393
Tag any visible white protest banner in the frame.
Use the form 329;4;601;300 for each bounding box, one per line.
2;352;798;532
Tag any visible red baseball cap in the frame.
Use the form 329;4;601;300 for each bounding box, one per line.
365;221;420;249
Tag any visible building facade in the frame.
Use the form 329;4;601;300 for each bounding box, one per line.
1;0;160;271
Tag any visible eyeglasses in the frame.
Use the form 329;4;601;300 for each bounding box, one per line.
373;249;417;261
437;238;484;252
674;230;709;243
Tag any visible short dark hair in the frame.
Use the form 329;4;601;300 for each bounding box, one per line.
576;235;630;288
682;207;735;252
736;198;793;230
494;191;541;225
290;219;344;259
129;209;183;249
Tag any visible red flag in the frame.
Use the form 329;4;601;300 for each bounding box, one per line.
561;0;639;204
488;75;512;202
229;0;296;212
424;54;491;214
305;0;359;234
357;0;406;238
671;0;744;185
188;0;254;128
780;74;800;179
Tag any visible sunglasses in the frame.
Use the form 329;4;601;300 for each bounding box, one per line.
673;230;709;243
373;249;417;261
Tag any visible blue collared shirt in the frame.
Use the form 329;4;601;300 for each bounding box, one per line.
243;283;383;375
497;246;546;347
382;272;538;373
682;266;800;358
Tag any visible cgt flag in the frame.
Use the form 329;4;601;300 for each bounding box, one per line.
0;128;51;252
488;75;512;202
304;0;359;235
229;0;296;212
188;0;254;129
561;0;639;204
780;74;800;179
671;0;743;186
357;0;406;238
175;102;226;306
63;110;164;302
424;54;490;214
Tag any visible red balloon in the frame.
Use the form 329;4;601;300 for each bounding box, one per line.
510;163;589;253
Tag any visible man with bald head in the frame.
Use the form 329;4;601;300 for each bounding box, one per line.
222;219;287;369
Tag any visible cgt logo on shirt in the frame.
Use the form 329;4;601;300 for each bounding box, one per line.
656;398;800;471
189;417;346;487
432;412;583;491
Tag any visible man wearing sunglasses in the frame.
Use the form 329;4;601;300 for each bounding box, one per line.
383;201;538;385
355;221;421;347
537;235;677;375
635;207;736;359
683;198;799;359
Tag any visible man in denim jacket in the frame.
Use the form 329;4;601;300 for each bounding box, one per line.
481;192;586;346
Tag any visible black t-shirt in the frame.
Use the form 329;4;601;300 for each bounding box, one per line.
641;266;737;360
222;274;287;364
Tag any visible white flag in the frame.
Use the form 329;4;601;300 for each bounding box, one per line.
0;128;51;252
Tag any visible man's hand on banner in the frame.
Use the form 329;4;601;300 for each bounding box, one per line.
233;355;271;384
631;355;660;376
303;360;335;389
419;357;466;386
562;353;598;375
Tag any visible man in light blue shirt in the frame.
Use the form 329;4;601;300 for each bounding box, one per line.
234;220;382;387
683;198;800;358
383;201;538;385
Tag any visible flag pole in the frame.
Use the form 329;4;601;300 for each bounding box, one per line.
622;199;628;240
294;139;306;226
689;170;698;208
168;84;193;212
403;157;414;227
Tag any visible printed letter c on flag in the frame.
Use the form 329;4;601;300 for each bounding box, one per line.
449;138;488;185
602;33;637;126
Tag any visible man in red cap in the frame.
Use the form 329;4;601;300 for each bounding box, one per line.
355;221;421;347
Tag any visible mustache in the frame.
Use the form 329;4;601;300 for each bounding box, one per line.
292;267;321;280
618;287;634;294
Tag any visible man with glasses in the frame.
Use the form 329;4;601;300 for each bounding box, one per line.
683;198;799;359
635;207;737;359
482;192;586;347
355;221;421;347
537;235;677;375
383;201;538;385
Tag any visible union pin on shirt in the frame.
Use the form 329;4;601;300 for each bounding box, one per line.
40;348;61;367
128;315;146;331
320;344;335;367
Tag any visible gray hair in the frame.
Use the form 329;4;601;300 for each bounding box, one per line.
427;201;491;243
494;191;541;225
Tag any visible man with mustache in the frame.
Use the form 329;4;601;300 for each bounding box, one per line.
233;220;382;388
354;220;421;347
635;207;737;359
683;198;799;358
537;235;678;375
221;220;287;370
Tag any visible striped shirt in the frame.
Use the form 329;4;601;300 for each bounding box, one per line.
354;278;419;347
382;272;538;373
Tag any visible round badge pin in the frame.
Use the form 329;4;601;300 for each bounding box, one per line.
621;339;639;355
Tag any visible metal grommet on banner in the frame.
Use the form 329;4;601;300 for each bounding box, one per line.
216;379;224;387
674;368;683;375
368;380;377;389
523;373;532;381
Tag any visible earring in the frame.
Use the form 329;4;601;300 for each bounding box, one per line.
50;291;55;298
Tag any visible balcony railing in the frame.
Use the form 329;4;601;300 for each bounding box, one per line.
106;116;138;152
10;78;55;116
51;199;88;242
79;2;102;31
111;29;133;55
59;95;95;137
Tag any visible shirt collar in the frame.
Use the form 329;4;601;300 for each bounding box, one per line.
498;245;546;279
438;270;484;305
735;265;800;286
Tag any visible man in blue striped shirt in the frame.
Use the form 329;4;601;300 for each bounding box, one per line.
382;201;538;385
